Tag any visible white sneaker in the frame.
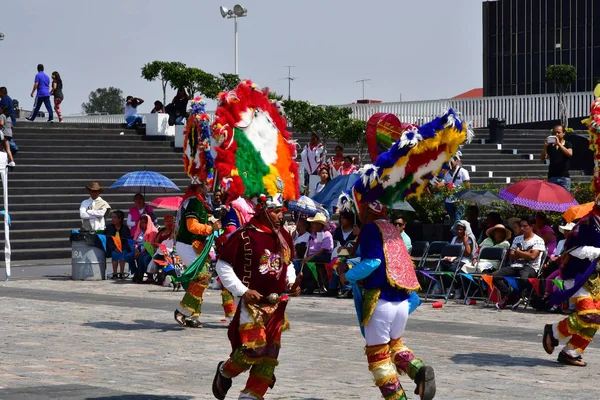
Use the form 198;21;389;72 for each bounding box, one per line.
7;161;15;167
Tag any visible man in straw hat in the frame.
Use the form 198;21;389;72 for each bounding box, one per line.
212;192;301;400
79;182;110;231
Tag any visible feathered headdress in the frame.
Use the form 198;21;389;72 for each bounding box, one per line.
211;80;300;203
339;109;473;214
183;97;214;187
583;84;600;204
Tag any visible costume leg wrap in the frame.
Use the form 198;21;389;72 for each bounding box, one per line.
390;338;425;381
222;347;252;379
241;362;277;400
366;344;406;400
180;273;210;317
221;289;237;318
552;295;600;355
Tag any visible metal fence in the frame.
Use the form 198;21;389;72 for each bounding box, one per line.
338;91;594;127
59;91;594;127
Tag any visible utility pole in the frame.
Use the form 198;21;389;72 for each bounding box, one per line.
284;66;296;100
356;79;371;100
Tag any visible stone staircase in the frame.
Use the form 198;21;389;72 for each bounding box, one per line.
0;122;189;262
460;129;592;186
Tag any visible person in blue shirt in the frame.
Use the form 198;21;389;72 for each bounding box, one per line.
26;64;54;122
0;87;16;126
340;201;435;400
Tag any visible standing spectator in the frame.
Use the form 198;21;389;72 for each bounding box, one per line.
150;100;165;114
339;155;359;176
392;215;412;253
0;105;16;167
50;71;64;122
493;216;546;309
328;145;345;178
541;124;573;191
105;210;132;280
127;193;156;228
79;182;111;231
0;87;17;126
166;88;190;126
300;133;324;188
26;64;53;122
438;156;470;222
312;167;331;197
124;96;144;128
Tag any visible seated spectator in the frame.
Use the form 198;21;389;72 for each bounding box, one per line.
493;216;546;309
476;211;502;243
508;217;521;241
543;222;575;311
462;224;511;273
439;220;478;299
147;215;177;284
392;215;412;253
535;212;557;257
127;193;157;229
150;100;165;114
329;211;359;297
465;205;481;243
105;210;133;279
339;155;358;176
131;214;158;283
124;96;144;128
312;167;331;197
0;87;17;126
166;88;190;126
302;212;334;293
293;218;310;260
0;105;16;167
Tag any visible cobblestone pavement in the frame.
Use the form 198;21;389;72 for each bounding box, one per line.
1;278;599;400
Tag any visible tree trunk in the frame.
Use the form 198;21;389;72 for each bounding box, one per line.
161;80;167;106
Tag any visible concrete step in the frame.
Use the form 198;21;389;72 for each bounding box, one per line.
19;142;176;150
7;178;190;189
6;201;182;213
5;187;185;197
10;164;184;173
7;171;189;181
0;247;72;261
6;208;177;222
4;228;74;240
5;193;184;205
0;237;70;250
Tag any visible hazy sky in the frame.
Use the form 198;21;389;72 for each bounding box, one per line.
1;0;484;115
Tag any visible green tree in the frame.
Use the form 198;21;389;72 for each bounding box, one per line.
141;61;186;105
337;119;367;164
81;87;125;115
545;64;577;127
168;67;240;100
267;91;284;101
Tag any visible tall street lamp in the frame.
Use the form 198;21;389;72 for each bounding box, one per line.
220;4;248;75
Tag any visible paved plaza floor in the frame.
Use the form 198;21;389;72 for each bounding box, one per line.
1;275;599;400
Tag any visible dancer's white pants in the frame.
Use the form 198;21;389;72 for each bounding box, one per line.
364;299;409;346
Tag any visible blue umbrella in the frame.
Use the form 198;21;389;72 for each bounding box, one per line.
287;196;330;219
109;170;180;193
312;173;360;214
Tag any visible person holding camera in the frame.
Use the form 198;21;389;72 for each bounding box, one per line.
492;216;546;309
541;124;573;191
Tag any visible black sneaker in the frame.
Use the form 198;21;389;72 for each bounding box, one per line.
47;120;54;123
25;117;34;121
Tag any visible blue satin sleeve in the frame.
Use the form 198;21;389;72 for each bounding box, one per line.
346;258;381;283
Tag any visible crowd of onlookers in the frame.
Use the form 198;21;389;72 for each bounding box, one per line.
124;88;191;129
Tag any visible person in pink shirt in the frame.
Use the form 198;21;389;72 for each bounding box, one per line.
535;212;557;257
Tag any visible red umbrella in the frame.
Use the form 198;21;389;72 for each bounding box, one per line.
498;179;578;212
150;196;182;211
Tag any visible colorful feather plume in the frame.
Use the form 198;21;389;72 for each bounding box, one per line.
339;109;472;212
211;80;300;202
583;84;600;202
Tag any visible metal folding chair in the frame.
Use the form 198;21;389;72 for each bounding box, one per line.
424;244;465;303
410;241;430;269
464;247;507;304
415;241;447;293
521;250;548;310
